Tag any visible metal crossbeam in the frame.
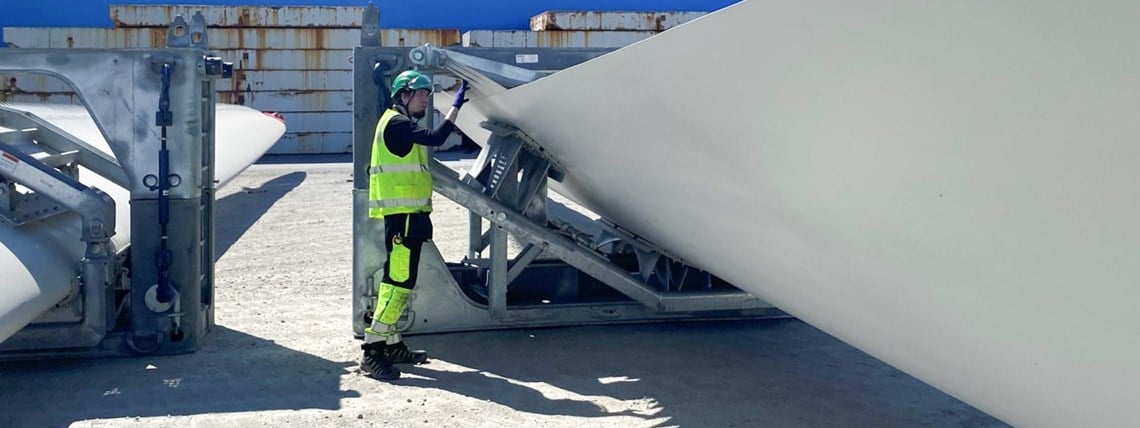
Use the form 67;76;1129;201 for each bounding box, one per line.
0;106;128;188
431;158;765;313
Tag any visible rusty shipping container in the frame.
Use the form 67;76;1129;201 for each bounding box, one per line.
2;27;460;50
0;92;79;105
110;5;366;28
1;17;460;154
261;111;352;134
231;70;354;91
219;49;354;71
530;11;706;31
215;90;353;113
2;73;75;95
272;132;354;154
462;30;658;48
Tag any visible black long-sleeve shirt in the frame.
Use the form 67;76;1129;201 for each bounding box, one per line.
382;113;456;157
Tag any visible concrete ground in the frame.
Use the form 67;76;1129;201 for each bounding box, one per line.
0;154;1006;427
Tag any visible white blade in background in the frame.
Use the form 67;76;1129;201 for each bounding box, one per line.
444;1;1140;426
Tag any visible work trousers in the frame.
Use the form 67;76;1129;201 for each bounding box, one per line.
381;212;433;290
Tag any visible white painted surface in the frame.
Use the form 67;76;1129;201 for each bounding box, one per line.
0;103;285;343
446;1;1140;426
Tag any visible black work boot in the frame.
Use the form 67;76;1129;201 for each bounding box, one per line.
384;341;429;365
360;342;401;380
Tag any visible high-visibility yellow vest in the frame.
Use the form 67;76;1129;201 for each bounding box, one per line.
368;109;432;218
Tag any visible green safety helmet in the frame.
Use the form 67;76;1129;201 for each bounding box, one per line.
391;70;432;100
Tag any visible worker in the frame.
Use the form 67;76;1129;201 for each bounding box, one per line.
360;70;468;380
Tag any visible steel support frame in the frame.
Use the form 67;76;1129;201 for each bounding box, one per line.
0;139;116;348
430;156;768;312
0;13;230;358
352;24;625;331
0;107;128;188
353;43;780;335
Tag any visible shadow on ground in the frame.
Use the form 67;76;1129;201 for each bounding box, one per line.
400;319;1008;427
0;326;358;427
214;171;306;260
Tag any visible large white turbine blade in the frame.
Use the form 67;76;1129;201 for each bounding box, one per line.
443;1;1140;426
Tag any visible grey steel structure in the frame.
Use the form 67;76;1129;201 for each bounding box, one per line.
352;5;779;336
0;14;232;358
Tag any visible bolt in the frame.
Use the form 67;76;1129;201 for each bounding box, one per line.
90;221;104;236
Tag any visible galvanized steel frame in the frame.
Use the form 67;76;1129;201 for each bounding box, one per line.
0;136;116;349
0;14;230;357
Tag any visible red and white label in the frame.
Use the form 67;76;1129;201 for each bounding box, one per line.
0;151;19;173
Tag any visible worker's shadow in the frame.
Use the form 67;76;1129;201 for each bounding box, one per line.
397;365;653;420
395;326;677;424
393;320;1005;428
214;171;306;260
0;325;359;427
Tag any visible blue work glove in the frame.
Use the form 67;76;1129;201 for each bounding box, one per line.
452;80;469;108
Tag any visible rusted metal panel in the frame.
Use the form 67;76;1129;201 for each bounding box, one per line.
1;27;164;49
218;49;354;71
376;29;462;47
1;20;448;156
462;30;657;48
271;111;352;134
0;92;80;105
110;5;366;28
269;132;353;154
530;11;707;31
230;70;353;92
2;28;459;50
216;89;352;113
1;73;75;95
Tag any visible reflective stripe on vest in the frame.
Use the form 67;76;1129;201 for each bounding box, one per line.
369;198;432;209
368;109;433;218
369;164;430;174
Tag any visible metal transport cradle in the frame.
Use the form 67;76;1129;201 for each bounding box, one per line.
0;13;284;358
351;5;777;338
